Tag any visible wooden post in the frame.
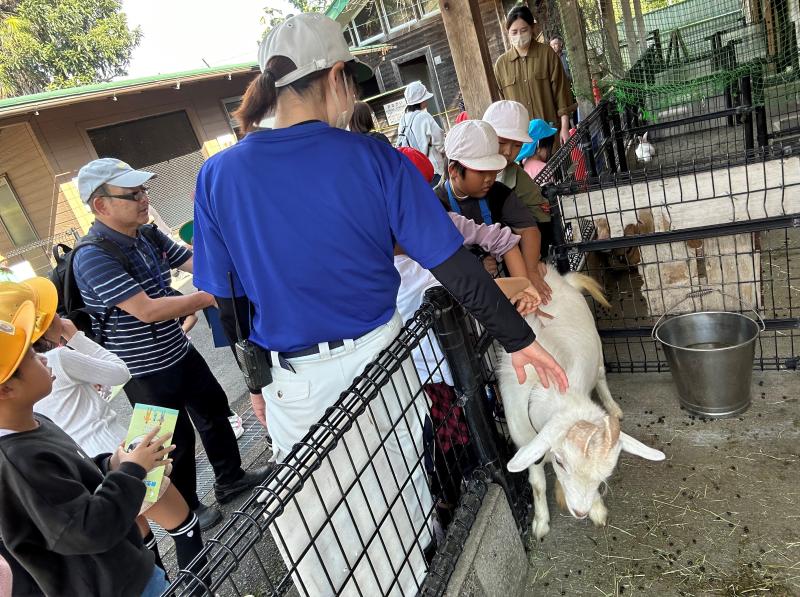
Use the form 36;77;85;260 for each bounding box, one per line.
619;0;640;65
599;0;624;76
493;0;509;52
439;0;498;117
559;0;595;116
632;0;648;53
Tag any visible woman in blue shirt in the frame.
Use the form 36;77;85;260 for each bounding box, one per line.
192;13;567;596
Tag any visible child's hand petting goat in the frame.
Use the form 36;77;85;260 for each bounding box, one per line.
496;265;665;541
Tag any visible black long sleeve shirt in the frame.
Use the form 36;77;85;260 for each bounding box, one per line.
0;416;153;597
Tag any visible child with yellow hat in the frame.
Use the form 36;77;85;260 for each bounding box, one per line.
0;279;176;597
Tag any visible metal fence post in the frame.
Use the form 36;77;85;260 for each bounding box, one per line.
741;75;755;152
423;287;531;535
610;106;629;173
543;184;571;274
425;286;503;466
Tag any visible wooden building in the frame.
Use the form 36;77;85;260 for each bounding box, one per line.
0;45;386;274
327;0;518;136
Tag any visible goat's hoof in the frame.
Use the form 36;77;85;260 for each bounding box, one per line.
589;502;608;527
533;517;550;540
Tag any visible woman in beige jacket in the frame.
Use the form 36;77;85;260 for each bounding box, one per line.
493;5;575;149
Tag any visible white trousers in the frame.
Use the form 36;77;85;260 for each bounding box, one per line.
262;313;432;596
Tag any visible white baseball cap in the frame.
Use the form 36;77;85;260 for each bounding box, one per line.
482;101;533;143
445;120;507;172
77;158;156;203
404;81;434;106
258;13;372;88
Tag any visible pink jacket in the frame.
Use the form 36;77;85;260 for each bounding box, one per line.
448;213;520;258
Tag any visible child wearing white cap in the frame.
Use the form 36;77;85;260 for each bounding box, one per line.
396;81;446;178
435;119;551;302
483;100;554;273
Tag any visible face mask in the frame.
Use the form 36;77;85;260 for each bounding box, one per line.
332;75;353;130
509;31;532;49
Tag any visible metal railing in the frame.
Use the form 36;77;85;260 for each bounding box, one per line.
162;287;528;596
540;99;800;372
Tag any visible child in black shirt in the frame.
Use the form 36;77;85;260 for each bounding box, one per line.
0;280;175;597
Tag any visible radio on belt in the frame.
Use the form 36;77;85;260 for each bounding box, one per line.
228;271;272;389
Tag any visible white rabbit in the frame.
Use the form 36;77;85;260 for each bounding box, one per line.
635;132;656;163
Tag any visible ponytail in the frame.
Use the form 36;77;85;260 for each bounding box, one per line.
234;71;277;134
233;57;360;134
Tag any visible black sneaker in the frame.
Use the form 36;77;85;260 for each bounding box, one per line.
194;503;223;531
214;466;273;504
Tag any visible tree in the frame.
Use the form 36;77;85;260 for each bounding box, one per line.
0;0;141;97
260;0;329;37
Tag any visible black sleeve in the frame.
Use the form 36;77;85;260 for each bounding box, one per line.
216;296;263;393
430;246;536;352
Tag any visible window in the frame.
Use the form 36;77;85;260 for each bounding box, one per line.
418;0;439;15
222;97;245;140
353;2;384;44
87;111;204;229
0;175;38;247
382;0;416;29
343;24;355;48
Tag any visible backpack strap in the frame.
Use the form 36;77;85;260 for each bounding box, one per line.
66;236;133;344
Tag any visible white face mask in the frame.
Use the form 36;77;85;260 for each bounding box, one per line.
509;31;532;49
332;75;353;130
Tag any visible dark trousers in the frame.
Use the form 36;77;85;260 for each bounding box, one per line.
124;346;242;510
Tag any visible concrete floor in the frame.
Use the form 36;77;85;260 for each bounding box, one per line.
523;371;800;597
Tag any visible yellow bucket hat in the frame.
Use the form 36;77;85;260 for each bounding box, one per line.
0;277;58;344
0;299;36;384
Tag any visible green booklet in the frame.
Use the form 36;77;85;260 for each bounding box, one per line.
124;404;179;503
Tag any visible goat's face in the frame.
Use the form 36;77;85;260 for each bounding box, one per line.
508;416;666;519
552;418;623;518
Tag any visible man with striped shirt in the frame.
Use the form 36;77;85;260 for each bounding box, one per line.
72;158;269;530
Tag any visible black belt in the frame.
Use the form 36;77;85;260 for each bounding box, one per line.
282;339;347;359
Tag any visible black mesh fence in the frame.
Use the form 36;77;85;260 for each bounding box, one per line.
161;287;529;597
540;99;800;373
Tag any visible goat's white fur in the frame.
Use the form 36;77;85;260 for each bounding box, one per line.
497;266;665;540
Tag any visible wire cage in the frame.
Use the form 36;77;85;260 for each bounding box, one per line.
577;0;800;169
162;289;529;597
540;113;800;372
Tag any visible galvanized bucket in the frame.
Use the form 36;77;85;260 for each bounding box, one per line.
653;289;765;418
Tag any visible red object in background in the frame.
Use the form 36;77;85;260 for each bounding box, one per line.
592;79;602;105
398;146;435;183
455;111;469;124
569;127;588;181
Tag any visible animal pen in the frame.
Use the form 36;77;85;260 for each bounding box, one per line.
536;0;800;373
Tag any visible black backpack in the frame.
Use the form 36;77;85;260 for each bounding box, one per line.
49;224;163;343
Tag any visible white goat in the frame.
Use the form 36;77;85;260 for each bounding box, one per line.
497;266;665;540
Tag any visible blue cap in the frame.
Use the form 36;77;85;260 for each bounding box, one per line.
515;120;558;163
77;158;156;203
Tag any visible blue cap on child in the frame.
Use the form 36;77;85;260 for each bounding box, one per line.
516;120;558;163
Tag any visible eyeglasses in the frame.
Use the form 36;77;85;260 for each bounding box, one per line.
102;186;149;202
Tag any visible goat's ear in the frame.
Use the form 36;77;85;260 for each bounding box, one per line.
507;433;551;472
642;132;648;143
619;432;665;461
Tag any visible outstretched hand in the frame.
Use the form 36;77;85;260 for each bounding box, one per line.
510;340;568;392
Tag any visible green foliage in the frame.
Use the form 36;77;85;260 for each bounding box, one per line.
0;0;141;97
260;0;329;37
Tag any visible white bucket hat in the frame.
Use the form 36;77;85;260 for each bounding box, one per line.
404;81;434;106
258;13;372;87
445;120;507;172
482;100;533;143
